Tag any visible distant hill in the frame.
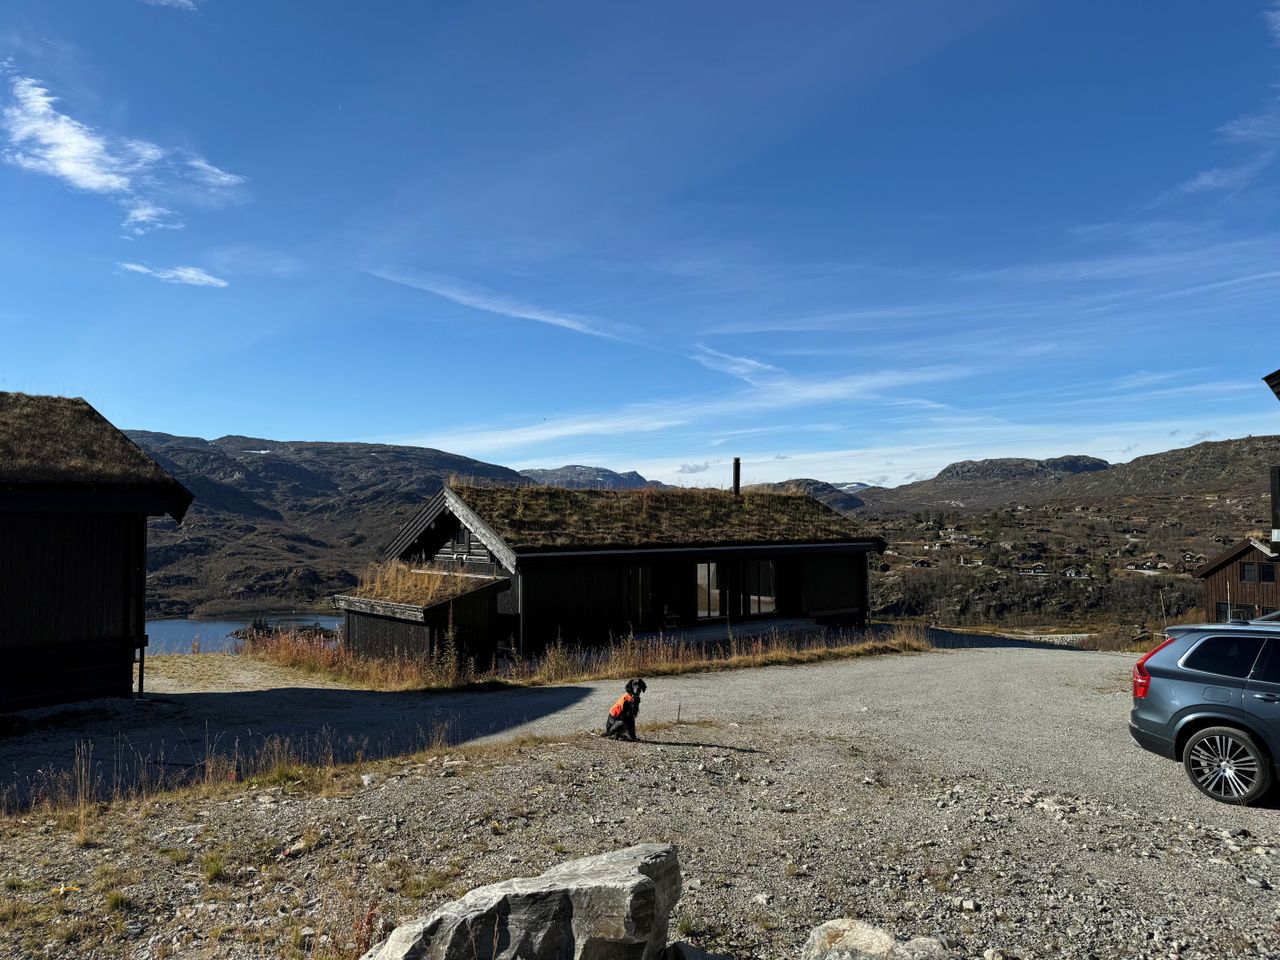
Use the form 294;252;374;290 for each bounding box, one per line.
519;465;670;490
128;431;526;616
854;439;1280;513
746;478;864;514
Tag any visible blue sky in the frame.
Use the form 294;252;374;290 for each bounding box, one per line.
4;1;1280;487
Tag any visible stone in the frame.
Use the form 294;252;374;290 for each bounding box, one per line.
361;844;680;960
800;920;954;960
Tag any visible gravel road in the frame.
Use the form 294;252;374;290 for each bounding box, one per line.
2;646;1277;960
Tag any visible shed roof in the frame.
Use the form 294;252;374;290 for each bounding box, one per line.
0;392;193;520
448;483;882;553
1193;537;1277;579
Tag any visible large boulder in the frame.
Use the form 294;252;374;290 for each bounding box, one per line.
362;844;681;960
801;919;952;960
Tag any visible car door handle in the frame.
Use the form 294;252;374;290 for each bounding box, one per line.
1253;693;1280;702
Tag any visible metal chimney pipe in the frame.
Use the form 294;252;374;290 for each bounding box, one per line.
732;457;741;496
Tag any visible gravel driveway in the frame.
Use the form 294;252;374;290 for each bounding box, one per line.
2;645;1277;959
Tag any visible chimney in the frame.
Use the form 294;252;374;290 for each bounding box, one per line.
1272;465;1280;546
732;457;741;497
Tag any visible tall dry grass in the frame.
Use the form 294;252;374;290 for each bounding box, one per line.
238;622;932;692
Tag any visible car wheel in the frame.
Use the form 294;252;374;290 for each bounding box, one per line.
1183;726;1273;805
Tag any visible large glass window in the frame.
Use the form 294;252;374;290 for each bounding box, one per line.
696;563;722;619
1183;635;1266;679
740;560;776;616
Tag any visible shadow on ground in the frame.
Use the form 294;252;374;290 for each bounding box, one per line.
0;683;593;808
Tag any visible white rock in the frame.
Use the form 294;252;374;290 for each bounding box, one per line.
362;844;680;960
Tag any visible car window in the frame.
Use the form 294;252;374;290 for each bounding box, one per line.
1182;635;1267;679
1250;640;1280;685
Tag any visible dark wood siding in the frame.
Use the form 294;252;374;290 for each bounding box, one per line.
518;549;872;651
1202;548;1280;620
343;580;512;665
0;512;144;710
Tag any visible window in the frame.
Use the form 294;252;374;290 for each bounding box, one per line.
1183;635;1267;679
696;563;722;619
1242;562;1258;583
739;560;777;616
1215;602;1231;622
1251;641;1280;685
1262;563;1277;584
456;525;470;553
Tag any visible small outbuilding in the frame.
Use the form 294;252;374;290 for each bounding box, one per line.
0;392;192;710
334;483;886;660
1194;538;1280;622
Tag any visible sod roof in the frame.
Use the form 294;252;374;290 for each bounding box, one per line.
450;483;880;552
0;392;193;519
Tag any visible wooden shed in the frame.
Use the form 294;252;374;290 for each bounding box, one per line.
334;483;885;660
1194;538;1280;622
0;392;193;711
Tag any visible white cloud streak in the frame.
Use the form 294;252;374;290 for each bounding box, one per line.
1;73;244;234
118;262;228;287
140;0;199;10
367;267;640;341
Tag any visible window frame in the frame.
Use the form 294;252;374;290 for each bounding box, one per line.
1261;563;1277;584
1242;562;1259;583
1178;634;1269;681
695;562;722;620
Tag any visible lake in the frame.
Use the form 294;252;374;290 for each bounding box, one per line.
144;614;342;654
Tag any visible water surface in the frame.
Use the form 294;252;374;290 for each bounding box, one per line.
145;614;341;654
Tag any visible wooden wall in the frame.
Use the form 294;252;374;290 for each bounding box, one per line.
0;511;144;711
1203;548;1280;620
518;549;871;651
343;580;512;665
430;519;501;575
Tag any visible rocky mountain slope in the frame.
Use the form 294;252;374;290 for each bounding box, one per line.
855;438;1280;513
129;432;526;616
518;464;669;490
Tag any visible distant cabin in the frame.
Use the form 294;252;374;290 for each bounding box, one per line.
1194;538;1279;622
334;484;886;660
0;393;192;711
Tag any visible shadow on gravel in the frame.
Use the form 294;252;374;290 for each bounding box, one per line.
0;683;593;809
637;739;763;754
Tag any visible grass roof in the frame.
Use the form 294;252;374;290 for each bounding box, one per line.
345;563;497;607
0;392;192;516
451;483;879;551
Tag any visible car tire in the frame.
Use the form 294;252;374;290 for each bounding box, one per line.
1182;726;1273;805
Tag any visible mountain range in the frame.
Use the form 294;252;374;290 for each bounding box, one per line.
126;430;1280;616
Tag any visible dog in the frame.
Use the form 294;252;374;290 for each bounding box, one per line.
603;678;647;741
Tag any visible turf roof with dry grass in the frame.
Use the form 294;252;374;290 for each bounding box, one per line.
0;392;192;516
450;483;881;552
345;563;496;607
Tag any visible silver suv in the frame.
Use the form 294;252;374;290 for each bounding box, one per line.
1129;616;1280;805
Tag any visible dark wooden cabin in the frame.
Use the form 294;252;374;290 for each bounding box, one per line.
1194;538;1280;622
334;483;885;660
0;393;193;711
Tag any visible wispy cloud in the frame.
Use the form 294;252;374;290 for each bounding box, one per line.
1266;1;1280;45
0;72;244;234
367;267;640;341
118;262;228;287
140;0;199;10
677;461;710;474
689;345;782;384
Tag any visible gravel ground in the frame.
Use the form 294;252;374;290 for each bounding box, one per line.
0;647;1277;960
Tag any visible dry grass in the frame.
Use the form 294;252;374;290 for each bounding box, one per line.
450;482;876;550
0;391;186;495
239;622;932;692
346;562;492;607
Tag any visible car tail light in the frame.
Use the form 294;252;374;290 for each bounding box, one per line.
1133;635;1177;699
